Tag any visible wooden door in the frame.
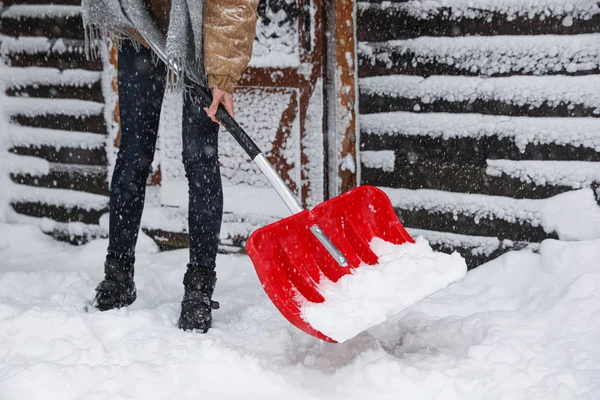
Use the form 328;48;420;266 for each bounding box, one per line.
144;0;329;249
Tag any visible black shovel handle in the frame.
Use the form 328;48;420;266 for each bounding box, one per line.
189;84;262;160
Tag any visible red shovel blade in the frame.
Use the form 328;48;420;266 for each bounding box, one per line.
245;185;414;342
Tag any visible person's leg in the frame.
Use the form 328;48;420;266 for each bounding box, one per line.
178;90;223;331
108;41;167;261
94;40;167;311
183;102;223;268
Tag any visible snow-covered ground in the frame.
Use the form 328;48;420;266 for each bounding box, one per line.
1;222;599;399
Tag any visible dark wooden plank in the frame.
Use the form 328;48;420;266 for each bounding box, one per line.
6;48;102;71
427;239;535;270
0;15;85;40
357;6;600;41
1;0;81;5
11;201;107;224
143;229;190;252
46;225;106;246
10;166;108;195
361;162;577;199
47;229;97;245
396;207;557;243
360;132;600;163
11;114;107;134
358;48;600;79
143;229;247;252
359;92;598;117
9;145;107;165
6;81;104;102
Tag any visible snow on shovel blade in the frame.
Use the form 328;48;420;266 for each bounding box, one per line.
246;185;417;342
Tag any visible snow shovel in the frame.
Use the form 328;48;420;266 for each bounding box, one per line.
116;2;414;342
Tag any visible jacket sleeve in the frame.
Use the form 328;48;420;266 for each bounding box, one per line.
203;0;260;93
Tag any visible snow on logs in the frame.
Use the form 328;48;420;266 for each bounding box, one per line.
357;0;600;267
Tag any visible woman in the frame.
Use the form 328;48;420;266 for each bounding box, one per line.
87;0;259;333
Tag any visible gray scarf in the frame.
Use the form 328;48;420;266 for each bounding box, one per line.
81;0;206;88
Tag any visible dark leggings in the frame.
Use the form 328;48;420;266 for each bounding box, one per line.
108;40;223;268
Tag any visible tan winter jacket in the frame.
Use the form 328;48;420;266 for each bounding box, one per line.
144;0;259;93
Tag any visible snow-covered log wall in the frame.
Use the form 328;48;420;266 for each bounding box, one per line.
0;0;109;243
358;0;600;267
0;0;325;251
6;0;600;269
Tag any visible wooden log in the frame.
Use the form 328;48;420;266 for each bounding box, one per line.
143;229;247;253
396;207;557;243
360;132;600;163
358;36;600;78
361;161;578;199
357;4;600;41
47;229;98;245
10;165;108;195
11;114;107;134
1;0;81;5
45;224;107;246
9;145;107;165
6;82;104;102
6;51;102;71
11;201;107;224
359;93;599;118
0;15;85;40
427;239;534;270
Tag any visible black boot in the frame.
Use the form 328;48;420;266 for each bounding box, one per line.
92;256;137;311
178;264;220;332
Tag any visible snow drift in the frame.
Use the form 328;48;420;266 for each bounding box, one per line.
1;222;600;399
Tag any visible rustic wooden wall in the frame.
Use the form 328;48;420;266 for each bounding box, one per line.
0;0;332;251
8;0;594;270
1;0;109;243
357;0;600;268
